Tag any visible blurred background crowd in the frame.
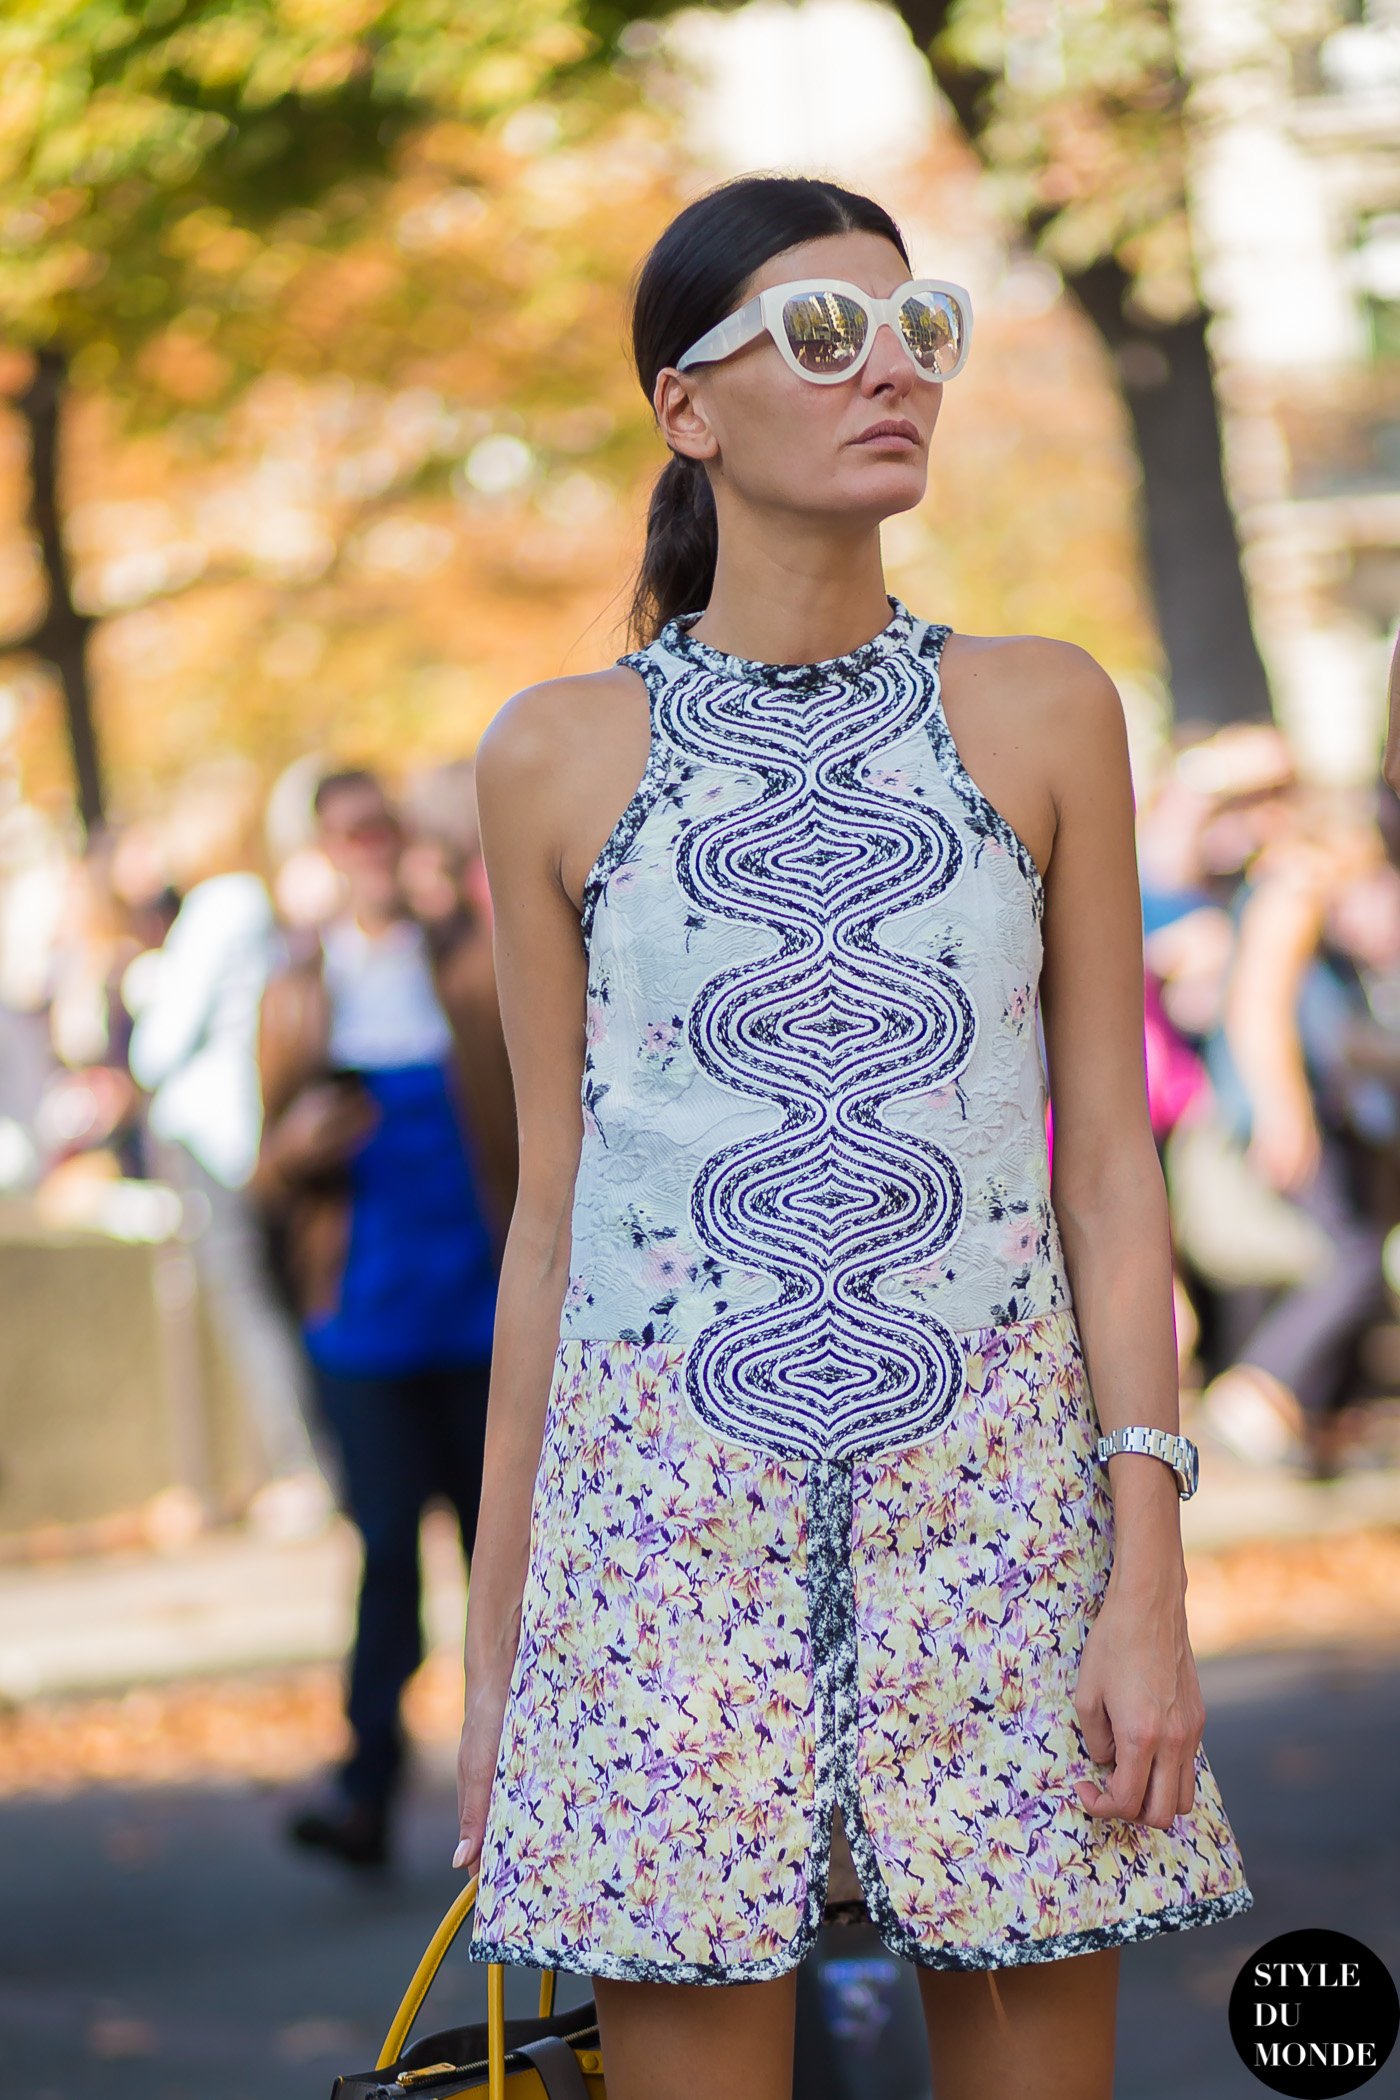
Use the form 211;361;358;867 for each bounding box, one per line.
2;0;1399;2089
1;0;1397;1544
5;712;1400;1539
1;752;501;1513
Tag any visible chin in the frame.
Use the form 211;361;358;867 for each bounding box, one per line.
837;462;927;512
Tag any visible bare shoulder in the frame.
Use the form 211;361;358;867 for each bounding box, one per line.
476;663;644;801
943;630;1120;713
942;631;1126;787
476;662;652;905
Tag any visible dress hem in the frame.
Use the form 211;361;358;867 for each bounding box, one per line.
465;1882;1254;1985
889;1881;1256;1973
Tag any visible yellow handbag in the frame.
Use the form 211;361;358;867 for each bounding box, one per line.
330;1873;605;2100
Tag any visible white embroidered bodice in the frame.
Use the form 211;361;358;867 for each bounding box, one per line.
561;594;1072;1462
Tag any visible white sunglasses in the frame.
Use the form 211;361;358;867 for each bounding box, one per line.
675;276;973;386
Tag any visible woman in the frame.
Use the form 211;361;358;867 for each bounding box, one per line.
255;765;516;1865
455;176;1252;2100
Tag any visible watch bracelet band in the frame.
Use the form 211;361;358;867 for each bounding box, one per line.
1094;1424;1199;1499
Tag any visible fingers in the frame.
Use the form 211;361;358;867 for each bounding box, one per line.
1076;1730;1202;1832
1075;1696;1116;1768
1176;1744;1200;1819
1076;1735;1153;1823
454;1744;493;1873
453;1799;485;1873
1141;1745;1188;1831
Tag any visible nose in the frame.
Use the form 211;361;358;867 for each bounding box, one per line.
863;319;915;390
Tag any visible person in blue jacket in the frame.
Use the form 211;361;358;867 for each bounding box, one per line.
254;766;516;1866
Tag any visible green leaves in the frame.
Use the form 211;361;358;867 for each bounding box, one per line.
0;0;602;361
933;0;1197;323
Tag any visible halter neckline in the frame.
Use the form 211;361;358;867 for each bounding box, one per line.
660;594;915;685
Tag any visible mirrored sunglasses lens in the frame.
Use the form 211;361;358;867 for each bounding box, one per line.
781;291;868;374
898;291;963;374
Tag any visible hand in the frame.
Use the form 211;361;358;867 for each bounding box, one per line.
452;1665;515;1874
1071;1576;1206;1831
269;1081;378;1181
1247;1095;1321;1196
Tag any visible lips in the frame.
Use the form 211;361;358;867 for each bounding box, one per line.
854;419;920;445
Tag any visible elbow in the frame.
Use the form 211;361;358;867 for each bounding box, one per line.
1050;1135;1167;1233
506;1182;575;1289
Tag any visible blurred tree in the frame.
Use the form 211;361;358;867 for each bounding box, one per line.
0;0;615;834
2;116;1156;808
0;0;1170;826
599;0;1273;730
905;0;1272;728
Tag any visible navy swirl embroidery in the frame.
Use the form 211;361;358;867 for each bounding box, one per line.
657;620;978;1461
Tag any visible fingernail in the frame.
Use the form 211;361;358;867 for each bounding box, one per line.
453;1840;471;1869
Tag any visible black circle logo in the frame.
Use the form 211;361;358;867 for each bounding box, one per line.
1229;1929;1399;2095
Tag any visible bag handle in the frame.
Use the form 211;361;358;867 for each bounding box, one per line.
376;1873;560;2100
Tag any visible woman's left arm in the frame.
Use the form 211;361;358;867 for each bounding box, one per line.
1034;641;1207;1835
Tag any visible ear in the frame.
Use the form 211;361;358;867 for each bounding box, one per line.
653;366;718;468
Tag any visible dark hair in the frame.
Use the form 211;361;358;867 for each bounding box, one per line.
625;173;910;648
312;765;383;818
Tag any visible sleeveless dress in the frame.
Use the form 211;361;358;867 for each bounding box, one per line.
467;595;1254;1982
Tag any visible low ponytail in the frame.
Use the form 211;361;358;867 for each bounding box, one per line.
627;451;717;649
624;173;910;650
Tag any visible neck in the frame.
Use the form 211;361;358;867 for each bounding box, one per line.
689;510;892;666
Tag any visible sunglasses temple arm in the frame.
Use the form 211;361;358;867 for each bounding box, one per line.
676;295;763;372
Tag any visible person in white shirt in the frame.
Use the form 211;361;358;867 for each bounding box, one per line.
127;762;328;1530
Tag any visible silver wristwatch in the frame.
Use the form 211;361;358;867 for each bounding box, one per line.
1094;1425;1199;1500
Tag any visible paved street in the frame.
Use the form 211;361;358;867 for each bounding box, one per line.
4;1638;1397;2100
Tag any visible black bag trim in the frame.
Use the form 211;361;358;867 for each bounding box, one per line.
516;2035;591;2100
330;2001;600;2100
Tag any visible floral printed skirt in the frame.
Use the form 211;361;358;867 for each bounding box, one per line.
467;1306;1253;1983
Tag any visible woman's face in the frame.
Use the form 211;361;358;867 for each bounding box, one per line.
656;230;943;526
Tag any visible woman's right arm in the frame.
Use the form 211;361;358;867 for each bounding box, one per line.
453;678;594;1876
251;964;376;1206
